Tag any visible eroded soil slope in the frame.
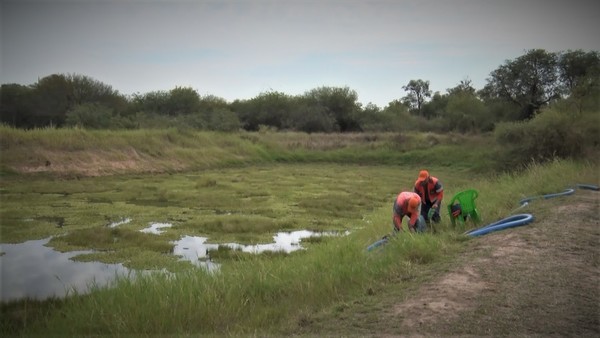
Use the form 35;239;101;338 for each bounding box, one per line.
295;189;599;337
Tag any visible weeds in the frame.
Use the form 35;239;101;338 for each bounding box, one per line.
1;128;598;336
0;126;498;176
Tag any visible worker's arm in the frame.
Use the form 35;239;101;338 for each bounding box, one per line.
408;203;423;231
434;182;444;207
408;211;419;232
393;213;403;232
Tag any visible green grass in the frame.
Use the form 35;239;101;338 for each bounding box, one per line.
1;127;598;336
0;163;430;267
0;125;498;176
14;221;466;336
2;160;596;336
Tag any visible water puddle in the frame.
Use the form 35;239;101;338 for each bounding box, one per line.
0;237;134;302
139;222;172;234
0;229;348;302
108;218;131;228
173;230;348;268
172;236;221;272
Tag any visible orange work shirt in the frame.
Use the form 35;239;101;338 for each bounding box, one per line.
393;191;421;231
414;176;444;206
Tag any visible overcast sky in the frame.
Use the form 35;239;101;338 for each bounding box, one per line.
2;0;599;107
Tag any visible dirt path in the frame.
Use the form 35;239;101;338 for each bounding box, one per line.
295;189;600;337
387;190;599;337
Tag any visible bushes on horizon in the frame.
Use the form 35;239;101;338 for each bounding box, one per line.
65;103;117;129
494;105;599;170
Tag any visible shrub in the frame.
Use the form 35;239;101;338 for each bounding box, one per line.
494;106;599;170
65;103;113;129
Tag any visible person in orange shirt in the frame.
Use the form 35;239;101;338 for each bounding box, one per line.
414;170;444;224
392;191;427;233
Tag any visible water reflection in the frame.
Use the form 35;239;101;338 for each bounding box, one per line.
140;222;172;234
172;236;220;272
108;218;131;228
0;230;347;302
172;230;348;268
0;238;133;302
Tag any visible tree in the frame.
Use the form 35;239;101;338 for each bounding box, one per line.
557;50;600;92
67;74;127;111
482;49;561;120
438;79;493;132
198;94;229;119
0;84;34;127
232;91;293;131
401;79;432;116
360;102;408;132
557;50;600;112
288;99;337;133
208;108;241;132
380;100;418;132
302;86;362;132
30;74;73;126
421;91;448;120
167;86;200;116
447;78;476;96
196;94;235;130
130;90;170;116
65;103;113;129
3;73;129;128
444;92;491;133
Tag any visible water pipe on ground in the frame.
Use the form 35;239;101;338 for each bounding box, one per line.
367;184;598;250
465;184;599;237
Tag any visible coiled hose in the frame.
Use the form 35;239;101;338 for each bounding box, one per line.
465;184;599;237
368;184;598;249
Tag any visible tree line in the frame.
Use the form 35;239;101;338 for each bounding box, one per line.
1;49;598;133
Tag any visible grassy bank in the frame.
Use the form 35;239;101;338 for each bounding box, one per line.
1;126;598;336
0;125;497;177
2;159;597;335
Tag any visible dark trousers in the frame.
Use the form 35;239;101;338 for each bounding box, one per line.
421;203;441;223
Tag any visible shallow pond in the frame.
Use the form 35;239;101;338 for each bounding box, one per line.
0;237;133;302
0;229;345;302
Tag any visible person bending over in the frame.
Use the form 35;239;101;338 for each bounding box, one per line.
392;191;427;233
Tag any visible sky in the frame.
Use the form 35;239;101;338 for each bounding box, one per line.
1;0;599;108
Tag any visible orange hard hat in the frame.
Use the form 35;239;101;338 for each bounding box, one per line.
408;196;420;211
418;170;429;182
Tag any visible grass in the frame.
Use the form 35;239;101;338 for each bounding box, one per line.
13;221;465;336
1;163;436;269
1;126;599;336
428;192;599;336
0;125;498;177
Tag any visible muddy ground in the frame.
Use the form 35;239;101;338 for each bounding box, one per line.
293;189;599;337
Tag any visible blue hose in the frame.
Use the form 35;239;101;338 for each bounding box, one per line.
466;183;598;237
367;238;388;251
576;183;600;191
518;188;575;206
368;184;598;249
465;214;534;237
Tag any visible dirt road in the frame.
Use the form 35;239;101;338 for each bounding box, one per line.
294;189;599;337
